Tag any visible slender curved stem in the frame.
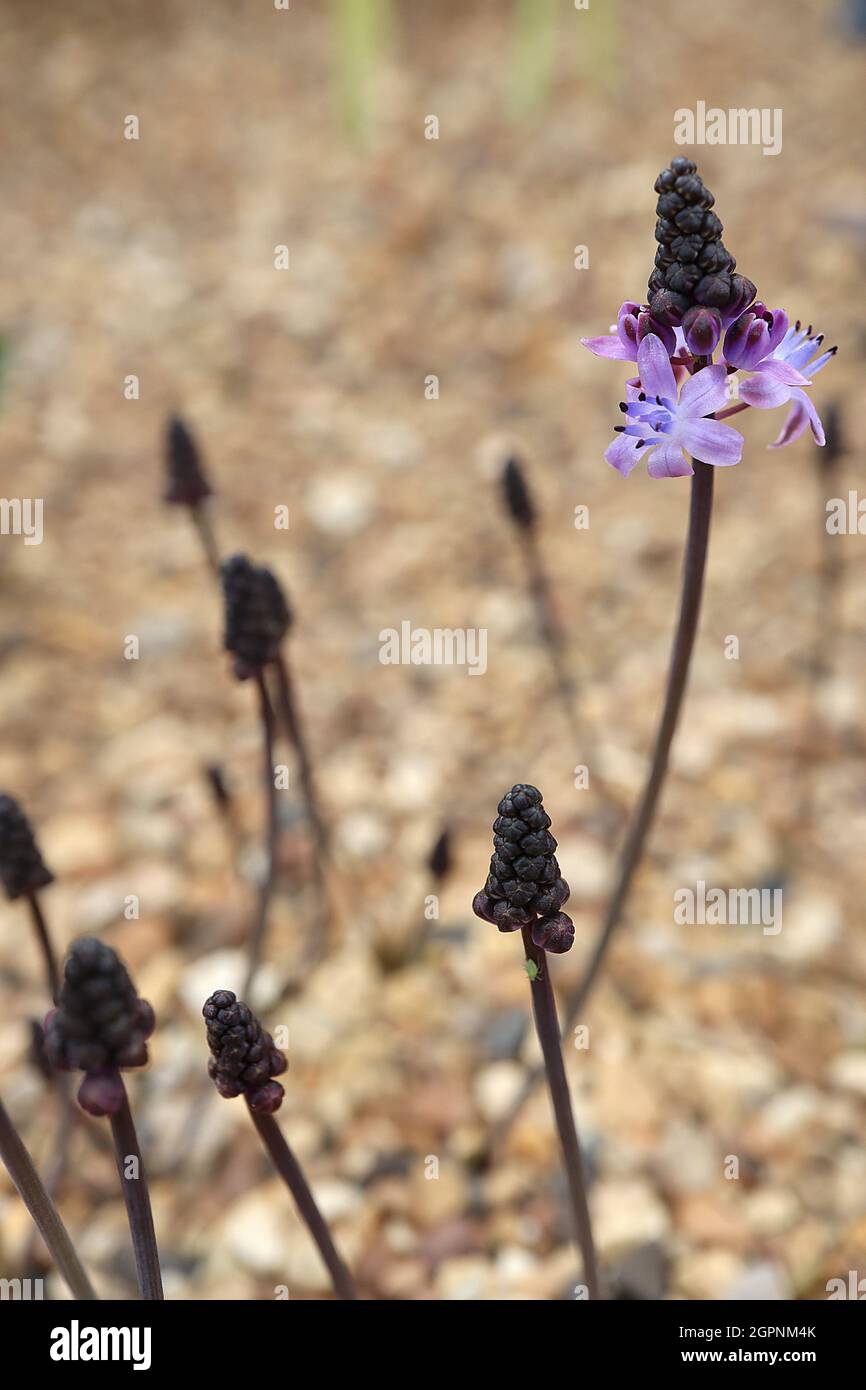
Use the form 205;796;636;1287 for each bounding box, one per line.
521;928;600;1299
243;672;280;1001
26;891;60;1004
562;460;715;1023
190;501;221;577
0;1095;97;1300
247;1103;358;1300
109;1084;164;1300
497;460;715;1140
273;655;329;864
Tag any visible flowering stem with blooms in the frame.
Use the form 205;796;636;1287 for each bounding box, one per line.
521;925;601;1299
109;1084;164;1300
247;1105;358;1300
0;1094;97;1300
496;156;836;1136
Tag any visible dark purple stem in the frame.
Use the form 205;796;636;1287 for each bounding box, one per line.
26;890;60;1004
243;672;280;1000
498;457;715;1140
273;654;329;866
109;1084;164;1300
0;1094;97;1300
521;927;601;1299
247;1103;358;1300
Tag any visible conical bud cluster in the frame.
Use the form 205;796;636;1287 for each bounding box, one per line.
45;938;155;1116
0;794;54;900
203;990;287;1114
163;415;212;507
473;784;575;953
221;554;292;678
647;157;754;332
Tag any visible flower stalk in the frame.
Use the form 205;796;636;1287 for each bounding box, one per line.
242;672;280;1000
109;1084;164;1301
45;937;162;1300
203;990;358;1300
0;1094;97;1300
521;927;600;1298
247;1104;358;1300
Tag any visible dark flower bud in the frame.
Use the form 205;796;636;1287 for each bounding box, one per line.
682;306;723;356
203;990;287;1113
163;415;212;508
500;457;535;531
636;312;677;357
694;273;732;309
44;938;154;1116
531;913;575;954
221;554;292;679
0;795;54;900
474;786;573;949
665;263;702;296
648;289;689;326
723;275;757;324
428;828;452;882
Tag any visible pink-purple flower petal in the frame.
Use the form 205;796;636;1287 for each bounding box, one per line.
679;418;744;467
737;373;794;410
679;364;730;418
768;389;825;449
581;334;637;361
645;444;694;479
604;435;644;476
636;333;677;401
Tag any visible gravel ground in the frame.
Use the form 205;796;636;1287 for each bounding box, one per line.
0;0;864;1299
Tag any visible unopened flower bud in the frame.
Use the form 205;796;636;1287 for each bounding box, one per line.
682;306;722;356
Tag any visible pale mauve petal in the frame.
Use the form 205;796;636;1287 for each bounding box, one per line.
738;373;793;410
646;443;694;479
679;364;730;418
679;418;743;467
758;358;811;388
581;335;636;361
768;390;825;449
604;435;643;476
636;333;677;400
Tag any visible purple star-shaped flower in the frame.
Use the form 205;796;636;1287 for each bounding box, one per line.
605;335;743;479
723;307;836;447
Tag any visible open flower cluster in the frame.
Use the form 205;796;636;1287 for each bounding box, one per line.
45;938;155;1116
472;784;575;953
582;157;835;478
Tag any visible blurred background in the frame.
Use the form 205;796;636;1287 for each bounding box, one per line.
1;0;865;1300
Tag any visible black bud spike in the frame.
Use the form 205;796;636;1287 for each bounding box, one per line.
202;990;287;1114
500;457;535;531
163;415;212;507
